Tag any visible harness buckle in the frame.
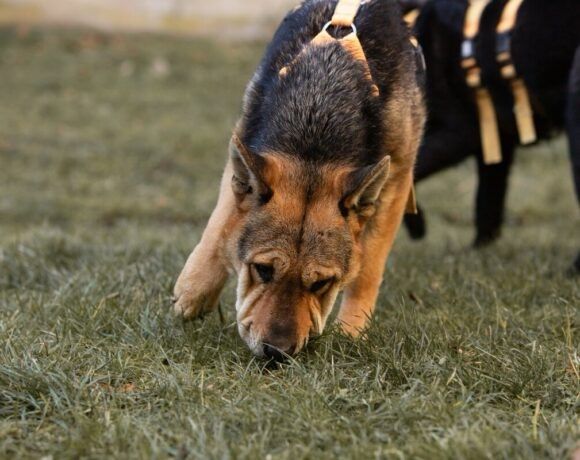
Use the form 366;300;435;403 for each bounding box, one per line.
461;39;476;60
322;21;358;37
496;31;512;57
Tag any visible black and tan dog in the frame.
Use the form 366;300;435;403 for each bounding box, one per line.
173;0;425;359
399;0;580;271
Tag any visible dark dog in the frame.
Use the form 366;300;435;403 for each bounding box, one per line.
400;0;580;270
173;0;425;359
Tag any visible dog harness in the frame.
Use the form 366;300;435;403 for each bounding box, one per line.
462;0;536;165
281;0;420;213
462;0;503;164
404;8;421;29
280;0;379;96
496;0;537;145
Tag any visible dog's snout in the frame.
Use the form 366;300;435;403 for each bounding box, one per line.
259;319;300;360
263;343;295;361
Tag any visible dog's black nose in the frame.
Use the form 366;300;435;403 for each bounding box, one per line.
263;344;289;361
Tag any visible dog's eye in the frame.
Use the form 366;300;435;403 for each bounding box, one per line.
310;277;334;294
253;263;274;283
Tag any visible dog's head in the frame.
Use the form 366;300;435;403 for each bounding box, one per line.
229;136;390;359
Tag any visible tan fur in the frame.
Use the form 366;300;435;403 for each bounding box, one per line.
338;171;414;336
338;89;424;336
174;28;426;357
173;160;237;319
229;156;355;356
175;94;424;355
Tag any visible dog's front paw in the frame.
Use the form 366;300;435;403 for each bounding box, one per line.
337;313;368;339
173;248;229;320
173;281;221;321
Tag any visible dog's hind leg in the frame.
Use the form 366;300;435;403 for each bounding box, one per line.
173;161;235;320
473;139;516;247
566;45;580;273
338;171;414;337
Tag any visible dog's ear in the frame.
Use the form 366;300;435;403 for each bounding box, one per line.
342;156;391;217
230;135;271;205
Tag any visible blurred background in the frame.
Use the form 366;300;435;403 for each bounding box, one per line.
0;0;300;242
0;0;297;38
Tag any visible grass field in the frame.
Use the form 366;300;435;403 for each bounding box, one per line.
0;26;579;459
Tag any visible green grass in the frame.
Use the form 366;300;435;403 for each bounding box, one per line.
0;26;578;459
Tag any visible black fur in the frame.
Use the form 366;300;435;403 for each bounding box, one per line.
402;0;580;267
239;0;419;168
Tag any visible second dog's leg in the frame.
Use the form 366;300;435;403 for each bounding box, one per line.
404;128;478;239
566;45;580;272
338;172;414;337
474;141;516;247
173;161;236;320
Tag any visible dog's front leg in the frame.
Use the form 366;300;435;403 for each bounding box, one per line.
338;171;414;337
173;161;236;320
567;46;580;273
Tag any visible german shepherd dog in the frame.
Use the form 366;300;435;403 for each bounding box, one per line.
173;0;425;359
399;0;580;271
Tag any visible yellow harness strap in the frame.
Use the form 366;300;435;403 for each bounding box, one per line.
497;0;537;145
404;8;422;51
401;7;423;214
331;0;362;27
404;9;421;28
462;0;503;165
404;9;420;215
405;181;418;214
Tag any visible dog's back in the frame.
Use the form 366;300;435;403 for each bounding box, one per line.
510;0;580;126
403;0;580;267
238;0;422;168
416;0;580;136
